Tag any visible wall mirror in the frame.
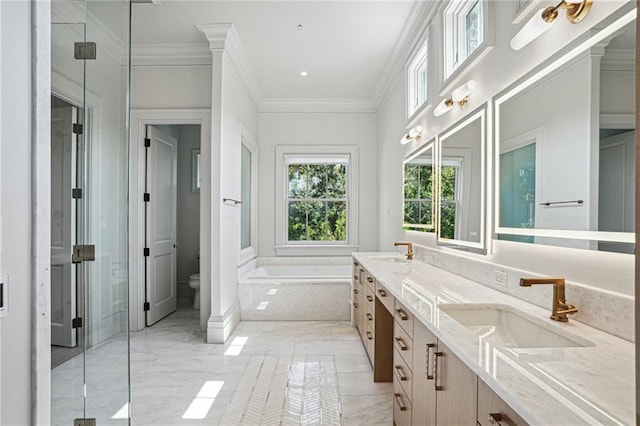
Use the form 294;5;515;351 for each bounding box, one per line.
495;9;636;253
403;140;435;232
437;106;487;251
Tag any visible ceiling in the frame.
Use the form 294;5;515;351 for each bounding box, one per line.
131;1;416;102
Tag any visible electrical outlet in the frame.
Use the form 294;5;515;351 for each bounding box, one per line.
493;270;507;287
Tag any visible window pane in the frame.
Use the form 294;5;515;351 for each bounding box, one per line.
404;164;419;199
326;201;347;241
305;201;326;240
288;164;307;198
419;200;433;225
418;164;433;199
404;200;419;224
440;166;458;202
307;164;328;198
326;164;347;198
288;201;308;241
440;201;456;239
241;145;251;249
465;0;481;55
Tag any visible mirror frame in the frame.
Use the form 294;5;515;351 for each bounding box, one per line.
403;139;436;232
493;7;636;247
436;104;488;252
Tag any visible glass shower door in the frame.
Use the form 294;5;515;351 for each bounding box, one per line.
51;0;131;424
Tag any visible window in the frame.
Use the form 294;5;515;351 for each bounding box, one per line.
444;0;485;78
240;133;258;264
240;144;252;249
407;42;429;117
439;158;463;240
403;161;434;230
275;146;359;255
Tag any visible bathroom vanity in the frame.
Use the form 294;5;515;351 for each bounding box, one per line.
351;253;634;425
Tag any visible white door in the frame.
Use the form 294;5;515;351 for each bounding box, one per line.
598;130;635;253
146;126;178;325
51;106;78;347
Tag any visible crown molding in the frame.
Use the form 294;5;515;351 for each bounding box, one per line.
372;1;438;111
131;43;212;66
197;23;264;109
259;98;376;113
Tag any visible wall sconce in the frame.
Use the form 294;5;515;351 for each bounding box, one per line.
510;0;593;50
433;80;476;117
400;125;423;145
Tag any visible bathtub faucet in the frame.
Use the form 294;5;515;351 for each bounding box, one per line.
394;241;413;260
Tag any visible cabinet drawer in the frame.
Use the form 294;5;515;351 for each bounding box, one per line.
393;320;413;367
393;347;413;403
477;379;528;426
394;300;414;336
393;377;412;426
365;322;375;362
375;281;395;313
365;271;375;291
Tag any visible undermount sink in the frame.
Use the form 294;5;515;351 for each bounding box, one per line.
438;303;593;349
367;255;408;264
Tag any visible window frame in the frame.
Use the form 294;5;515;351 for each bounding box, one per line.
275;145;359;256
239;132;259;265
407;40;429;119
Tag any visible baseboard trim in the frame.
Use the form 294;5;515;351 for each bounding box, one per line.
207;300;241;343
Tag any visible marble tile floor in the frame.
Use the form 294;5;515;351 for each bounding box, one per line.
52;307;393;425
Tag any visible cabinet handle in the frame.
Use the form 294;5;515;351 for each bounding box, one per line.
353;289;359;294
434;351;444;391
366;331;373;340
353;302;358;308
488;413;503;425
378;289;387;297
395;337;408;351
394;393;407;411
366;313;373;321
367;295;373;302
395;308;408;320
426;343;436;380
367;277;373;283
394;365;407;381
353;262;359;266
352;275;358;280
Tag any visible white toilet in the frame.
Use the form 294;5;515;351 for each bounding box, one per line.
188;273;200;310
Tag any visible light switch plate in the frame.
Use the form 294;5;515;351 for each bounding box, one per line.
493;270;507;287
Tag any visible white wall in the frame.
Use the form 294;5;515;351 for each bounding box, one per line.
376;1;634;294
0;2;34;423
258;112;378;257
131;66;212;109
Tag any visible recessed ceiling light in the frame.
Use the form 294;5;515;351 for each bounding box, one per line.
300;71;308;77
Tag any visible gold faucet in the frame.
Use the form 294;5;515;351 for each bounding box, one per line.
394;241;413;260
519;277;578;322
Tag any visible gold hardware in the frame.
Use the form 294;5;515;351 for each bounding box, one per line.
434;351;444;391
366;331;373;340
353;261;359;266
394;365;407;381
354;302;358;308
393;241;414;260
378;289;387;297
395;337;408;351
394;393;407;411
352;275;358;280
426;343;436;380
519;277;578;322
396;308;408;320
542;0;593;25
353;289;359;294
488;413;504;425
367;295;373;302
367;277;373;283
72;245;95;264
366;313;373;321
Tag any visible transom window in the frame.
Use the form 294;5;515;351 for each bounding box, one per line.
444;0;484;78
286;158;348;242
407;42;429;117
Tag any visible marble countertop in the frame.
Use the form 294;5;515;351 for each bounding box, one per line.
353;252;635;426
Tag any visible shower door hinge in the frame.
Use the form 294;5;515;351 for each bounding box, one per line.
72;245;95;264
74;419;96;426
144;193;150;202
144;302;150;311
72;188;82;199
74;42;97;60
72;317;83;329
144;138;151;147
72;124;83;135
143;247;150;257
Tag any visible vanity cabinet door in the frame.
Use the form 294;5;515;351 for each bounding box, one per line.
477;379;528;426
435;340;477;425
412;322;437;426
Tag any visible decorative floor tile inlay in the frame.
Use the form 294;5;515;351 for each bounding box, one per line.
222;355;342;425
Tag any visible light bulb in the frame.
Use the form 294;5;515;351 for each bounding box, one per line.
433;99;453;117
451;80;476;102
400;134;412;145
408;125;423;139
510;8;554;50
